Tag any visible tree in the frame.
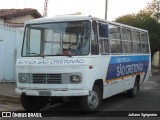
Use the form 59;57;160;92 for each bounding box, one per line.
115;11;160;55
144;0;160;22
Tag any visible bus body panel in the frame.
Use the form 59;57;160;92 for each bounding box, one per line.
16;56;102;94
102;54;151;99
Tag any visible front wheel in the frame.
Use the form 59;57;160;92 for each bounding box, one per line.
79;85;102;113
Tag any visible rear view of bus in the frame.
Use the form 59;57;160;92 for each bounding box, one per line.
15;15;151;113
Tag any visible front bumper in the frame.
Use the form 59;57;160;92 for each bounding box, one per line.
15;88;90;96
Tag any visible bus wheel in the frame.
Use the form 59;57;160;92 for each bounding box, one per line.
79;85;102;113
127;78;139;97
21;95;46;111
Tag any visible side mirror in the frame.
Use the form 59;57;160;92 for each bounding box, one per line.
99;24;108;38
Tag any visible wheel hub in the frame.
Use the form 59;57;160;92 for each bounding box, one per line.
88;91;99;108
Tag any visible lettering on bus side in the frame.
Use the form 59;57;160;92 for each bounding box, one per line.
17;59;84;65
106;56;149;80
116;62;143;77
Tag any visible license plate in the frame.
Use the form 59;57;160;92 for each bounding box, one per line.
39;91;51;96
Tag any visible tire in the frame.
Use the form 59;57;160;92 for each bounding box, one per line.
127;78;139;97
79;85;102;113
21;95;46;111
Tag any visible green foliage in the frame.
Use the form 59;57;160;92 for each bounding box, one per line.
143;0;160;21
115;11;160;55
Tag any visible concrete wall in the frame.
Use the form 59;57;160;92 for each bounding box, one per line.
0;25;23;82
5;15;34;24
0;19;4;24
152;51;160;67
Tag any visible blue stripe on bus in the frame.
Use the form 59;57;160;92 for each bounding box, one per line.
106;55;149;81
109;55;149;64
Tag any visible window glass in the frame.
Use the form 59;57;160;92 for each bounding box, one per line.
110;40;122;53
100;39;109;54
30;29;41;54
141;32;148;43
122;28;131;40
142;43;149;53
109;24;121;54
122;41;132;53
22;21;90;57
22;29;41;56
91;21;99;55
133;43;141;53
132;31;140;42
109;25;120;39
63;34;76;49
44;31;61;55
109;24;115;39
115;26;120;39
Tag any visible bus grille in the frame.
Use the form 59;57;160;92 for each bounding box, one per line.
32;74;62;84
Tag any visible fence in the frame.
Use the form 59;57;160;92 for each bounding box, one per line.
0;25;23;82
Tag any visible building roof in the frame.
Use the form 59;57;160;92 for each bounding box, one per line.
0;8;42;20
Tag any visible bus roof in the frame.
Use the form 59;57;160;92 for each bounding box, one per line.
26;15;148;32
26;15;93;24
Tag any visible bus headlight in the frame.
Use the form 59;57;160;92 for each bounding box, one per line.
70;75;81;83
19;74;28;83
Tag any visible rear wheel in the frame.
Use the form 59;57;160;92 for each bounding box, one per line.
79;85;102;113
127;78;139;97
21;95;47;111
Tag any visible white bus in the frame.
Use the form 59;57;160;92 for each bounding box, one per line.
15;15;151;112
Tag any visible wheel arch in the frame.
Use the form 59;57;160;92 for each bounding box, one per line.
136;74;140;91
93;79;103;98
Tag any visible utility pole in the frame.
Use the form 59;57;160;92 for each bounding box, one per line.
43;0;49;17
105;0;108;20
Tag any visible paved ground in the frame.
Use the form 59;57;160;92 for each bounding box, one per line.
0;82;18;98
0;83;22;111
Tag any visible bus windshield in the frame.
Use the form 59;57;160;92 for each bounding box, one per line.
22;21;90;57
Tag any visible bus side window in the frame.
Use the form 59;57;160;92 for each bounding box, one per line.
91;21;99;55
109;24;122;54
99;23;109;54
141;32;149;54
132;30;141;54
121;28;132;53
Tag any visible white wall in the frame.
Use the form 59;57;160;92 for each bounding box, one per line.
0;19;4;24
5;15;34;24
0;25;23;82
152;51;160;67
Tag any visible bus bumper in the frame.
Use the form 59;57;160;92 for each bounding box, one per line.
15;88;90;96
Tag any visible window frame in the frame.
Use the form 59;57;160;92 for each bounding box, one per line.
98;22;110;55
109;24;122;54
121;27;133;54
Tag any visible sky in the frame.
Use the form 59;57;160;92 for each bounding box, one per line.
0;0;152;21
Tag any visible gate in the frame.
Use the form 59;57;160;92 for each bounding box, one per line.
0;25;23;82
